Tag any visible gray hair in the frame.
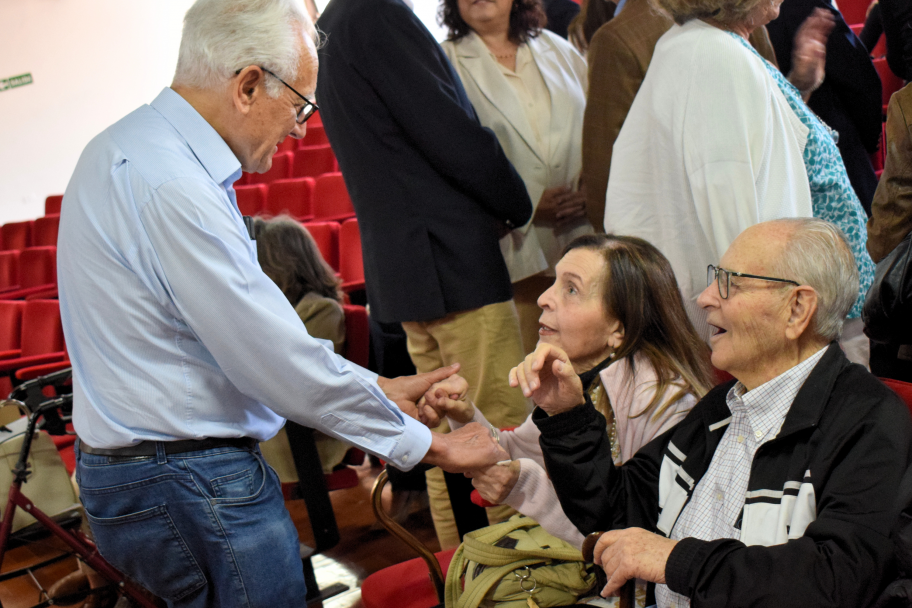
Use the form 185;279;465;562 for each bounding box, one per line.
173;0;317;98
769;218;859;342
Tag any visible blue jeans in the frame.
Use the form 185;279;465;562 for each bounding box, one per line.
75;442;307;607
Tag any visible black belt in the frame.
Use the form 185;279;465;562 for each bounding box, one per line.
78;436;258;457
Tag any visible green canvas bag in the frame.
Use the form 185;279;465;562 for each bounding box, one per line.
445;514;597;608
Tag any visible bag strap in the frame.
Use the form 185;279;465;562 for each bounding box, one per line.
461;520;584;566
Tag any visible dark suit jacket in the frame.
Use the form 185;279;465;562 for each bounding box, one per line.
543;0;581;39
882;0;912;81
766;0;882;213
316;0;532;324
581;0;779;229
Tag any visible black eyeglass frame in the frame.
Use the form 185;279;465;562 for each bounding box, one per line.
707;264;800;300
234;66;318;124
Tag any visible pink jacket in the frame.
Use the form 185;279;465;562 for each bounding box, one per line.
452;353;697;548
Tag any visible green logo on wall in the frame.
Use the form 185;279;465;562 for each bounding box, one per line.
0;73;33;92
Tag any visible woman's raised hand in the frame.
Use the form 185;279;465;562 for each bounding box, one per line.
508;343;585;415
421;374;476;425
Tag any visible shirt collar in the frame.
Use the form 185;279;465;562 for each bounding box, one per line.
726;347;828;440
150;87;243;187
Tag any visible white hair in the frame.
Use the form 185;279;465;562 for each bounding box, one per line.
770;218;859;342
173;0;317;98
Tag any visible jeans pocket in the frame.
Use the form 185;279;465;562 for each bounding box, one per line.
84;505;207;602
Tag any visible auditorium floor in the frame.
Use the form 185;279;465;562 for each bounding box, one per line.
0;460;440;608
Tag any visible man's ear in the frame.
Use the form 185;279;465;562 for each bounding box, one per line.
784;286;818;341
232;67;265;116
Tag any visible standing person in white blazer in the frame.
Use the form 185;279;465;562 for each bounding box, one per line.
441;0;593;355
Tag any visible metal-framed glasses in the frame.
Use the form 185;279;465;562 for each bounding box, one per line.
707;265;800;299
234;66;318;124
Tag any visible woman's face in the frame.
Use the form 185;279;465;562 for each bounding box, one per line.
457;0;513;34
537;248;624;373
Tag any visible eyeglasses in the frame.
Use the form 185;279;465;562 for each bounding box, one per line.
234;66;319;125
707;265;799;299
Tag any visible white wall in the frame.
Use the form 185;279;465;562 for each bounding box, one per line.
0;0;445;226
0;0;194;225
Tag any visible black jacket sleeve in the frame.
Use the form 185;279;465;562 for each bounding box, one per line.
349;0;532;228
881;0;912;81
534;402;668;535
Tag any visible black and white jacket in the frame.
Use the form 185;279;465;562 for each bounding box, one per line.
535;344;912;608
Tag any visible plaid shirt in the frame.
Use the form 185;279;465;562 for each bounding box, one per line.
656;347;827;608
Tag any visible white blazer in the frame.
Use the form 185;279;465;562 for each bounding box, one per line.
442;30;592;283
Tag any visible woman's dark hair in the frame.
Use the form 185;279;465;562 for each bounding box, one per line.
564;234;714;419
254;216;343;305
439;0;547;44
568;0;616;52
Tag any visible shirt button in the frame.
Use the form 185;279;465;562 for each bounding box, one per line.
736;436;744;443
716;493;723;501
402;453;410;464
755;431;763;439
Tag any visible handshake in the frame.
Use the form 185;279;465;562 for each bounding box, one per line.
378;344;587;503
376;363;508;474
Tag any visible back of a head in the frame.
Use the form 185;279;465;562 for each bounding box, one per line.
768;218;858;343
254;216;342;304
174;0;316;97
564;234;714;400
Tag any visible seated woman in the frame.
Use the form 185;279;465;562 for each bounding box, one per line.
254;216;350;478
424;234;713;548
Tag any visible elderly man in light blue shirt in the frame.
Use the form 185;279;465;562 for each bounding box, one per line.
58;1;505;606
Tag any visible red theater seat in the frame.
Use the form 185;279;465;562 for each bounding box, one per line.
301;124;329;147
264;177;314;220
0;247;56;300
313;173;356;222
881;378;912;416
32;215;60;248
342;304;369;368
293;145;337;178
361;549;458;608
234;184;268;217
45;195;63;216
302;221;340;271
0;251;19;291
875;57;904;114
0;221;32;252
246;151;293;185
0;300;67;383
339;219;364;292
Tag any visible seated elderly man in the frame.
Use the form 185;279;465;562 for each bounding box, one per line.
510;218;912;607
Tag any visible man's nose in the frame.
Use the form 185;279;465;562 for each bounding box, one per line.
290;122;307;139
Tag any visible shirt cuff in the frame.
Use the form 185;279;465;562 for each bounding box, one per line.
383;414;432;472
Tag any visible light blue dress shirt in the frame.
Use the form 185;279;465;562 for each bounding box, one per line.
58;87;430;470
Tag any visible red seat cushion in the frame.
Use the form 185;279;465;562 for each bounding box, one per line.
361;548;457;608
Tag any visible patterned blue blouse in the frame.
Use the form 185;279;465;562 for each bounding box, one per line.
734;33;874;319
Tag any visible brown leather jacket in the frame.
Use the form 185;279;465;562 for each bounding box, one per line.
868;83;912;263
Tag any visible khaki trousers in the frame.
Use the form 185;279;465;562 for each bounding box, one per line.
402;300;531;549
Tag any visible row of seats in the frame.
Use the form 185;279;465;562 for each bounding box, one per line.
306;219;364;292
0;247;57;300
236;144;339;186
235;173;355;222
0;215;59;252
